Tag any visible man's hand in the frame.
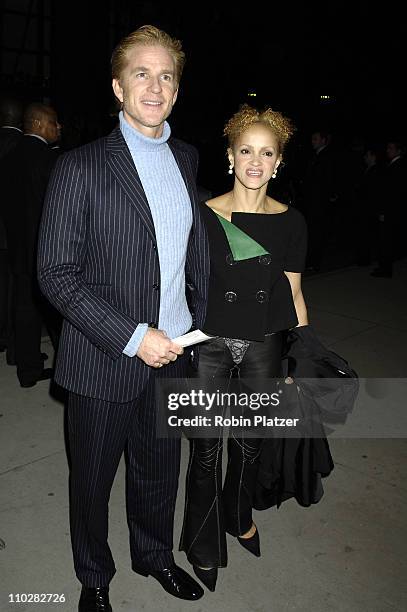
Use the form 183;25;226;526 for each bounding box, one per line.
136;328;184;368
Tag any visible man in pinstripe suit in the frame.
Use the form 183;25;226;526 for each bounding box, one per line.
38;25;209;611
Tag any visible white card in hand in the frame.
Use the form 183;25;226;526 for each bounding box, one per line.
172;329;215;347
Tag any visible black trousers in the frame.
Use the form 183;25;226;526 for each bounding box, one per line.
179;333;283;568
67;352;189;587
12;273;62;384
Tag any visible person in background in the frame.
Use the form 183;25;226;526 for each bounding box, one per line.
38;25;209;611
355;145;384;266
1;102;61;387
0;95;24;358
0;95;23;157
371;139;406;278
303;129;338;271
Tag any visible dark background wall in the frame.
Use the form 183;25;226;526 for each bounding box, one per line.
1;0;405;191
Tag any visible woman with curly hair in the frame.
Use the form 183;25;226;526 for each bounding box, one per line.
179;104;311;590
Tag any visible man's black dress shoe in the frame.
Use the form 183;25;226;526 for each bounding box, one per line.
133;563;204;600
19;367;53;388
78;586;112;611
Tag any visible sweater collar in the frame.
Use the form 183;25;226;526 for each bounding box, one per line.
119;111;171;152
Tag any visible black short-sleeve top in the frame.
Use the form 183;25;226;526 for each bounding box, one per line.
200;203;307;341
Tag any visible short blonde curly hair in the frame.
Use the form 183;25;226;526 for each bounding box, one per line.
224;104;295;153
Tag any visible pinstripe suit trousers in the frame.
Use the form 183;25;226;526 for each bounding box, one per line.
67;354;188;587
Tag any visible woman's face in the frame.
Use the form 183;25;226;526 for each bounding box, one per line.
229;122;281;190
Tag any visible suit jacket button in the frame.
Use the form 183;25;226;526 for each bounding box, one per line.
226;253;237;266
152;283;159;290
256;290;268;303
259;254;271;265
149;322;157;328
225;291;237;302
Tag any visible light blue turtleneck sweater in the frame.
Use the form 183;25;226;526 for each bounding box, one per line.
120;112;193;356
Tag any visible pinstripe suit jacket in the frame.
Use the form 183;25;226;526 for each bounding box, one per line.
37;126;209;402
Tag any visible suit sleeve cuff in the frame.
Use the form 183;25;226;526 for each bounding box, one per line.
122;323;149;357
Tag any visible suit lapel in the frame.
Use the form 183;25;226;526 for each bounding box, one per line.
106;127;156;242
106;128;200;243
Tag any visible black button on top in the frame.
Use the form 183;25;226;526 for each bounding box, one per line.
256;290;268;303
258;254;271;265
152;244;157;250
225;291;237;303
149;322;157;328
152;283;159;290
226;253;237;266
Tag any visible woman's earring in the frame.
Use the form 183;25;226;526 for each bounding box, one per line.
272;167;278;178
228;162;234;175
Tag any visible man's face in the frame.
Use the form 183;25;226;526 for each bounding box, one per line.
386;142;401;161
364;150;376;166
112;44;178;138
42;110;61;144
311;132;326;151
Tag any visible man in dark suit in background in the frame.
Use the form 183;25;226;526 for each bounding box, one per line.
371;139;406;278
38;25;209;611
303;129;338;271
355;146;384;266
1;102;61;387
0;96;23;157
0;96;24;356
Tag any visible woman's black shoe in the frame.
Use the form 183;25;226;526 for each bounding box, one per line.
237;526;261;557
193;565;218;591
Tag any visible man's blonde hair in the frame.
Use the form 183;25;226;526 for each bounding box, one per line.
111;25;185;84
